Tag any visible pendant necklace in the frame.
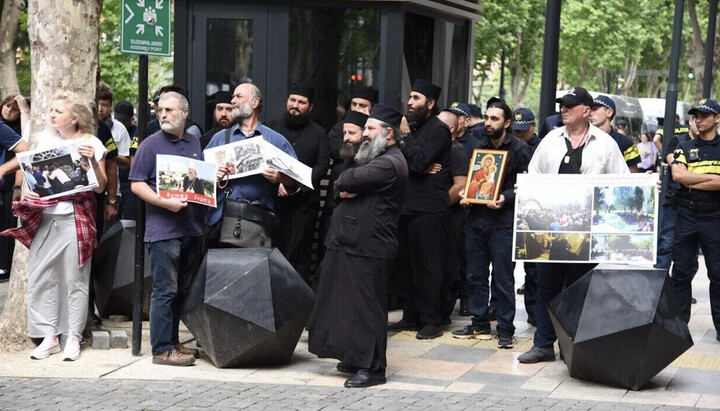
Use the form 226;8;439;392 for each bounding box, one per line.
564;129;590;164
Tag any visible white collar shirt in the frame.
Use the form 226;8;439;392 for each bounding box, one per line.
528;122;630;175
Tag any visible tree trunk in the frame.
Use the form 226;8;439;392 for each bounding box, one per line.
0;0;101;350
0;0;23;98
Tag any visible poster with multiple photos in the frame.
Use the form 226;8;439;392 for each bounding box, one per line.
156;155;217;207
513;173;659;264
463;149;508;204
16;140;99;200
203;136;313;190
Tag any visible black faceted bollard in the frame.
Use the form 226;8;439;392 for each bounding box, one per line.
92;220;151;319
182;248;315;368
548;265;693;390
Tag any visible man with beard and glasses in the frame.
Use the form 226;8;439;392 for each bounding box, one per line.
452;101;531;350
320;88;376;267
200;91;234;149
129;92;206;366
268;83;330;284
389;79;452;340
518;87;628;364
204;83;298;249
308;104;408;388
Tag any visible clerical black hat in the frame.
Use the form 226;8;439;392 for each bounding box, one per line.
288;82;315;102
214;91;232;105
344;111;369;129
352;86;378;103
411;79;441;101
369;104;403;128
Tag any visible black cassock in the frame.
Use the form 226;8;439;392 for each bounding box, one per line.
307;145;408;371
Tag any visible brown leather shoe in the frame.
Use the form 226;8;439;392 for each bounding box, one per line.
174;343;200;358
152;348;196;366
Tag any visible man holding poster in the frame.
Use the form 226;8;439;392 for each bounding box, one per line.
129;91;205;367
518;87;629;364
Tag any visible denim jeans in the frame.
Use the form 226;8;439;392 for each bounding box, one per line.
465;226;515;336
655;203;677;270
147;236;203;356
534;262;596;349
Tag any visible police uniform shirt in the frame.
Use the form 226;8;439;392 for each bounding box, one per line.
673;133;720;204
609;128;640;168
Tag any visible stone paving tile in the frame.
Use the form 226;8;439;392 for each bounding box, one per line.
390;355;475;381
472;349;546;377
387;339;440;358
666;368;720;395
699;329;719;344
420;343;495;364
695;393;720;409
549;377;628;403
456;370;529;387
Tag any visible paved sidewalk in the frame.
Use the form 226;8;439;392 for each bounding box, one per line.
0;260;719;409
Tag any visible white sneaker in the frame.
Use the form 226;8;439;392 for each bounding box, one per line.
62;336;81;361
30;336;61;360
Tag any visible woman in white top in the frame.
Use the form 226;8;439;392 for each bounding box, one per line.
11;90;107;362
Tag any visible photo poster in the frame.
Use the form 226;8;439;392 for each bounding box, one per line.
16;140;99;200
513;173;659;265
463;149;508;204
156;155;217;207
203;136;314;190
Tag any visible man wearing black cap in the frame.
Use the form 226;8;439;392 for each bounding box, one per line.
199;90;234;149
437;108;471;319
452;100;531;349
389;79;452;340
590;95;641;172
308;104;409;388
269;82;330;283
519;87;629;363
670;98;720;343
511;107;540;326
467;103;486;140
320;87;377;261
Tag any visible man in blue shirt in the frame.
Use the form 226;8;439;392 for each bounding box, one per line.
204;83;297;246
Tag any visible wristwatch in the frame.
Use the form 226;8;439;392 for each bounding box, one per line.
107;199;120;209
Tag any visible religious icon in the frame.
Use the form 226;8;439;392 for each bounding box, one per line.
463;149;508;205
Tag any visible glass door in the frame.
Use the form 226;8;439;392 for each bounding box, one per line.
190;5;268;131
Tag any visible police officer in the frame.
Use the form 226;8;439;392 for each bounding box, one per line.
670;98;720;343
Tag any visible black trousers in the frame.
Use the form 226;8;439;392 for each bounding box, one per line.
396;211;449;326
0;189;16;273
274;205;320;283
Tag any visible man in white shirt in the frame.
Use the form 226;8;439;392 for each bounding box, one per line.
518;87;629;364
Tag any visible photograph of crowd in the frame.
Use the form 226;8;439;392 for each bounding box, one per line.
592;186;656;233
591;234;655;263
156;154;217;207
17;141;98;200
515;183;593;232
464;150;507;204
515;232;591;262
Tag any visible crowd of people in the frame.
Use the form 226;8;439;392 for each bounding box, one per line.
0;78;718;388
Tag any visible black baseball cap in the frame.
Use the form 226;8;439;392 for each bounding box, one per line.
556;87;593;107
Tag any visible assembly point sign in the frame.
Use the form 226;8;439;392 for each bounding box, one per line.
121;0;171;56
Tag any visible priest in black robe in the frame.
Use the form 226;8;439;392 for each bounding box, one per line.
308;105;408;388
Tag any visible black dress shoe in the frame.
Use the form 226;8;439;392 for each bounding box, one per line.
387;319;420;331
344;369;386;388
337;362;359;374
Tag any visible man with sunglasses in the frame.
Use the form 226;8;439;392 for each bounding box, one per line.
518;87;629;364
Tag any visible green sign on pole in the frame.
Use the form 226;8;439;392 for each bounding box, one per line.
121;0;171;56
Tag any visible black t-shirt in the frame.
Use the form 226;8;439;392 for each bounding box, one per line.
97;120;119;161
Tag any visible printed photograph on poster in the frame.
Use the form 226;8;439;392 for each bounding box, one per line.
592;186;656;233
591;233;655;263
513;173;659;264
156;155;217;207
463;149;508;204
203;136;313;189
516;184;593;232
515;232;591;262
16;140;98;200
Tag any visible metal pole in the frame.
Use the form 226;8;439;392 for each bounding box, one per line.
538;0;561;126
703;0;718;99
499;49;507;101
659;0;686;213
132;54;148;356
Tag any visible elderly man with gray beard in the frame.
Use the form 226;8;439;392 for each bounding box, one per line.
308;105;409;388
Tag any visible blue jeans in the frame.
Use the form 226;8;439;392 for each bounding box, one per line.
465;226;515;336
655;203;677;270
534;262;596;349
147;236;203;356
